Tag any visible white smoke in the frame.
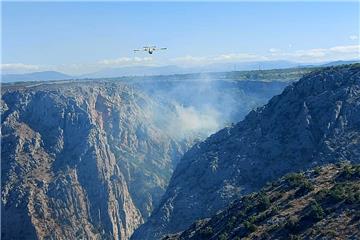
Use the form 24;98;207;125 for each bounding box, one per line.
136;72;283;141
168;103;221;139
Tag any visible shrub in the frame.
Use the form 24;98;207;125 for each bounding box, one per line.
219;233;228;240
242;195;256;212
270;206;280;215
199;226;213;237
289;234;302;240
325;183;360;204
296;181;314;196
308;201;324;221
226;216;237;229
255;211;269;223
257;192;271;210
315;189;329;201
248;215;257;223
315;182;360;206
313;166;321;175
243;221;257;232
285;173;306;187
337;164;360;181
285;172;314;196
328;184;347;202
285;216;300;232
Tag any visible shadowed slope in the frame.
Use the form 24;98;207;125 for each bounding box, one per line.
132;64;360;239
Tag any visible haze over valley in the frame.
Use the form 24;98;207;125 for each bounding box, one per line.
1;1;359;240
1;68;295;239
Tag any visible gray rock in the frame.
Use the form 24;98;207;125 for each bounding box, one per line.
0;75;295;239
132;64;360;240
1;82;191;240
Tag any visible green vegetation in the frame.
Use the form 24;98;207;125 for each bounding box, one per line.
313;166;321;175
222;67;316;82
329;183;360;203
178;164;360;240
199;226;213;237
285;216;300;232
218;233;228;240
257;192;271;210
289;234;303;240
337;164;360;181
285;172;314;196
226;216;237;229
308;200;325;221
243;220;257;232
316;164;360;205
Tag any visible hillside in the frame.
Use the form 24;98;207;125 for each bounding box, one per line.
2;65;314;84
165;163;360;240
94;66;315;83
132;64;360;239
1;74;291;239
1;82;194;239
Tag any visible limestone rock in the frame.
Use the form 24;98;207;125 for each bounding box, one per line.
132;64;360;239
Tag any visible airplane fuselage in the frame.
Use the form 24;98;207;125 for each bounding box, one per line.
134;46;165;54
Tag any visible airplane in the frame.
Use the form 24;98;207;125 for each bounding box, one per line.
133;46;167;54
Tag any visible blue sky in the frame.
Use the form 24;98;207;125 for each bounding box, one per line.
2;1;359;74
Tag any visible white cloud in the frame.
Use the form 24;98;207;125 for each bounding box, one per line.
263;44;360;62
171;53;266;66
329;45;359;53
349;35;359;41
291;45;360;61
98;56;153;66
174;45;357;66
292;48;327;58
269;48;280;53
172;44;359;66
213;53;263;61
171;55;208;64
1;63;41;74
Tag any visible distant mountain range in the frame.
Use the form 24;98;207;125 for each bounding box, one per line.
1;71;72;83
80;60;353;79
2;60;359;83
80;65;186;78
320;60;360;67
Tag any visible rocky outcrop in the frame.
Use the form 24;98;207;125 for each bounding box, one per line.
132;64;360;239
165;163;360;240
0;73;299;239
1;82;191;239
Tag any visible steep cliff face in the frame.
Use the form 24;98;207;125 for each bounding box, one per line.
1;82;191;239
165;163;360;240
0;71;303;239
132;64;360;239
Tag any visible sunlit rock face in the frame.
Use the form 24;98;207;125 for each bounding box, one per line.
1;76;288;239
1;82;193;240
132;65;360;240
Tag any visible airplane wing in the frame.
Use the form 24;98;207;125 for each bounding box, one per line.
133;49;143;52
157;48;167;50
